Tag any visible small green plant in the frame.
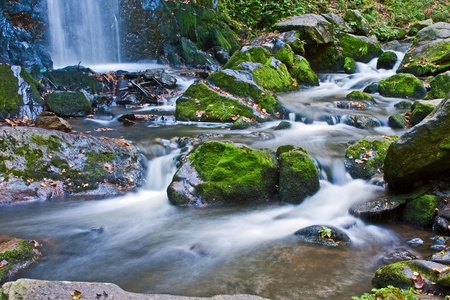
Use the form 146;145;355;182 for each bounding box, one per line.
351;285;419;300
318;226;332;239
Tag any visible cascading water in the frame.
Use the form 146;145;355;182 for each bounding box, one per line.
46;0;121;68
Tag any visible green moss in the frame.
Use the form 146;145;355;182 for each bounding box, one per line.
46;69;102;94
252;63;296;92
305;43;343;72
403;195;439;228
0;239;35;283
372;262;413;289
30;134;66;152
346;91;374;102
207;71;282;116
274;45;294;68
45;91;92;117
430;71;450;99
189;141;278;204
398;40;450;76
290;56;319;86
345;135;397;179
378;74;426;99
0;64;22;119
175;83;255;122
410;101;436;125
278;147;320;204
344;57;356;74
340;34;383;63
174;6;198;42
388;113;408;129
223;47;271;69
377;51;398;70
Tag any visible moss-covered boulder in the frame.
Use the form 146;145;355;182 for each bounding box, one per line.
167;141;278;205
0;127;146;204
403;195;439;228
175;82;267;122
377;51;398;70
178;37;219;67
206;69;283;116
0;64;22;119
383;96;450;191
223;46;271;69
346;91;374;102
344;57;356;74
430;71;450;99
397;37;450;77
343;10;373;36
372;260;445;290
275;14;335;45
364;83;379;94
45;91;92;117
304;42;343;72
344;135;397;180
322;13;354;34
0;238;40;283
272;40;295;68
277;145;320;204
44;68;102;94
410;100;437;125
340;33;383;63
388;113;408;129
289;56;319;86
378;74;426;99
276;31;305;56
249;61;296;92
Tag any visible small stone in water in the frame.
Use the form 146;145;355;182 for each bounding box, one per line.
407;238;424;245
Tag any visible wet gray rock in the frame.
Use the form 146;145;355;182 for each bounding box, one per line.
275;14;335;45
415;22;450;43
0;279;270;300
382;248;417;265
322;13;353;33
342;115;381;129
294;225;351;247
431;251;450;265
0;127;146;204
349;196;405;222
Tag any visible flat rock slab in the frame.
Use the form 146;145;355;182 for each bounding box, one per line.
0;279;270;300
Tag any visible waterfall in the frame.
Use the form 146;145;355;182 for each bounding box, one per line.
47;0;120;68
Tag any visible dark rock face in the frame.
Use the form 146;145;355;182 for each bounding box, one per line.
0;0;52;70
45;91;92;117
0;127;146;204
384;97;450;191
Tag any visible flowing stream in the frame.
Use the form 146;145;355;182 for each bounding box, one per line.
0;57;437;299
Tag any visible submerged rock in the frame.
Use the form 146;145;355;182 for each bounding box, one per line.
0;127;146;204
383;96;450;191
0;278;269;300
167;141;278;206
294;225;351;247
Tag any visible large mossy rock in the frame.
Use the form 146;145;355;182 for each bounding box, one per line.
343;9;373;36
410;100;437;125
277;145;320;204
0;127;146;204
175;82;265;122
0;238;40;283
249;61;296;92
0;64;43;120
206;69;283;117
403;195;439;228
275;14;335;45
0;278;269;300
45;91;92;117
372;260;446;290
44;68;102;94
223;46;271;69
383;97;450;191
344;135;397;180
377;51;398;70
289;56;319;86
430;71;450;99
397;30;450;77
378;74;426;99
339;34;383;63
167;141;278;205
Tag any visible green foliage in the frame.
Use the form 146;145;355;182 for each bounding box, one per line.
318;226;332;239
0;64;22;120
352;285;419;300
0;239;35;283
